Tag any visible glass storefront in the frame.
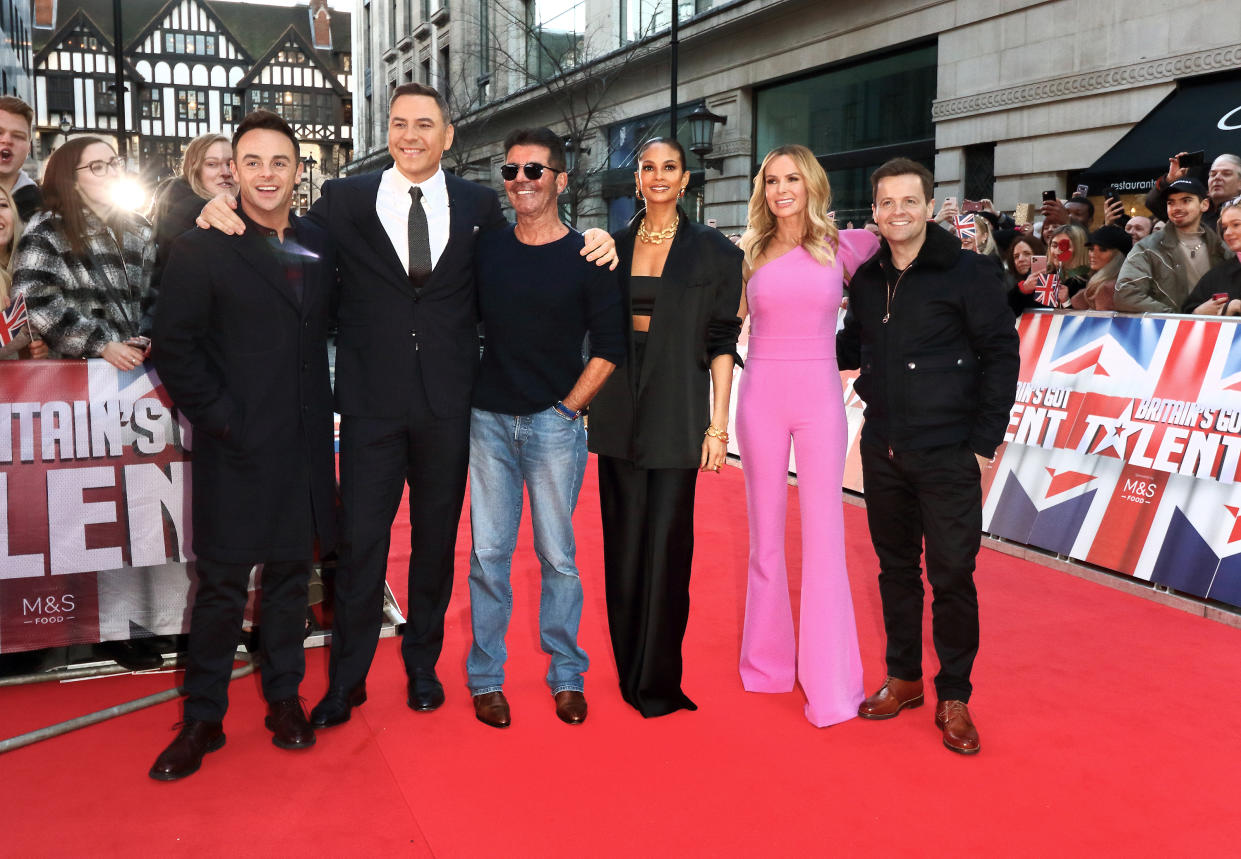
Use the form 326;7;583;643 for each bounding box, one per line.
754;43;937;224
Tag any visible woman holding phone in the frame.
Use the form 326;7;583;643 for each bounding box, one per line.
12;137;155;367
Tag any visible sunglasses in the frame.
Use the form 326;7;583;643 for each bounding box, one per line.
76;157;126;177
500;162;562;181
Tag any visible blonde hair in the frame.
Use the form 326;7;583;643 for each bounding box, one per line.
1082;249;1124;305
182;133;231;200
740;144;838;278
0;183;25;308
972;215;998;257
1049;223;1089;272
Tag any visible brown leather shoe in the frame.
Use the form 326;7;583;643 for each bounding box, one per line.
265;697;316;750
473;691;511;728
857;676;924;720
935;700;980;755
554;690;587;725
149;720;225;781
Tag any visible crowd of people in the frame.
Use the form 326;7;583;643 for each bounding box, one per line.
925;150;1241;316
2;80;1237;781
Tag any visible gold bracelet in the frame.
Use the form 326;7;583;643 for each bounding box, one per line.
705;424;729;444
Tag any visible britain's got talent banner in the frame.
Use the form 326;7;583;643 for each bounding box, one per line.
0;361;195;654
839;311;1241;609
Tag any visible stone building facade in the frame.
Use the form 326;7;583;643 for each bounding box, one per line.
349;0;1241;232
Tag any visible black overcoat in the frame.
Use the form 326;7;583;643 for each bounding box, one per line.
153;208;337;564
588;212;743;469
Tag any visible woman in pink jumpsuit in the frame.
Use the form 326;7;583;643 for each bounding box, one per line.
736;145;878;727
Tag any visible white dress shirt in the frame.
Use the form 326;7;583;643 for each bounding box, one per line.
376;166;450;273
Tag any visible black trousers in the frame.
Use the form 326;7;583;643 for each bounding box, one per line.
330;377;470;691
860;440;981;703
597;454;699;717
183;557;310;723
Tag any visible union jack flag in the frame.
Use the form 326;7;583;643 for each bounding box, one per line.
952;214;977;240
1032;271;1060;307
1;293;28;346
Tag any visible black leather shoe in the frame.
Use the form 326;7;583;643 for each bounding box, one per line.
407;673;445;712
309;683;367;728
265;697;316;750
149;721;225;781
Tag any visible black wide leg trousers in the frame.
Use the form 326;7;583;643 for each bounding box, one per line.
597;454;700;717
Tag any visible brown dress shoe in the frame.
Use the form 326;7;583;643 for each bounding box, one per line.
554;690;587;725
265;697;316;750
149;720;225;781
473;691;511;728
935;700;980;755
857;676;924;720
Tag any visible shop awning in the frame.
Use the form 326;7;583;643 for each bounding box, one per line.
1076;68;1241;192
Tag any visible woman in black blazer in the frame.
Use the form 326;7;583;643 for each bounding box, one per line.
588;138;743;717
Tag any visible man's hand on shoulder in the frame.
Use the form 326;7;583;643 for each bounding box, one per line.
581;228;618;271
196;193;245;235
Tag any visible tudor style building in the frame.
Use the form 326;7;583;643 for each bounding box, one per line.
31;0;350;201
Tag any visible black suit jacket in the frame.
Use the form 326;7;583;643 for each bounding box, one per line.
153;208;337;564
588;213;743;469
310;171;506;419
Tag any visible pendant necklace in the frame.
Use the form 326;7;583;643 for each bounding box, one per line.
883;263;911;324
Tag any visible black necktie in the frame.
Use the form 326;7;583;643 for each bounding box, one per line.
408;186;432;289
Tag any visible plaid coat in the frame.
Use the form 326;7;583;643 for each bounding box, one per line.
12;208;156;358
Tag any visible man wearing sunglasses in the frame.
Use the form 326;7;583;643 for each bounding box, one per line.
197;83;617;728
467;127;624;728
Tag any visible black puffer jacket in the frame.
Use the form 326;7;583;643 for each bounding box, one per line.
837;222;1020;457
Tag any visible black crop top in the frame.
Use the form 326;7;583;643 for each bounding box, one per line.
630;275;660;315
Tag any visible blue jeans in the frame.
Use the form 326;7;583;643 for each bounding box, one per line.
467;406;589;695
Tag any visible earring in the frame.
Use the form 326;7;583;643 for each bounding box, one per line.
635;185;644;201
678;188;685;199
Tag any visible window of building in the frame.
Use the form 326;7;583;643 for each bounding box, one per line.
620;0;711;44
526;0;585;81
46;75;74;112
754;42;938;224
140;86;163;119
175;87;208;120
222;91;242;123
964;142;996;203
95;79;117;115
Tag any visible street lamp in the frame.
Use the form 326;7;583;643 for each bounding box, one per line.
302;154;318;208
563;136;590;175
687;104;727;169
59;117;73;135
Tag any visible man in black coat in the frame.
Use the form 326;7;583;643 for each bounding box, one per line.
198;84;616;727
837;158;1019;756
150;111;337;780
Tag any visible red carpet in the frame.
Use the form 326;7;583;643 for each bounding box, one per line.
3;457;1241;856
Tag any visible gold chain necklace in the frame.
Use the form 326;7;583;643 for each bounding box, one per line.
883;263;912;324
637;214;678;245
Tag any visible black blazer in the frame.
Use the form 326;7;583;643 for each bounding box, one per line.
153;209;337;564
588;212;743;469
311;171;506;419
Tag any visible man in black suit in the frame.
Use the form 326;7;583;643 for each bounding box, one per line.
150;111;337;779
199;84;615;725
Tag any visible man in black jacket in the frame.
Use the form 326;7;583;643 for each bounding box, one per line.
151;111;337;779
837;158;1019;755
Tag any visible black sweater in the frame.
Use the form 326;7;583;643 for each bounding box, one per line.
473;225;625;415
